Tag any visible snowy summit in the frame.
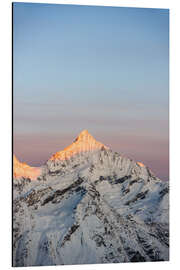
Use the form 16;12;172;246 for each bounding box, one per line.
13;130;169;266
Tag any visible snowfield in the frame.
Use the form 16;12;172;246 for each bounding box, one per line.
13;139;169;266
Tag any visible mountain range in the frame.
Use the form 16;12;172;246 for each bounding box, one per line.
13;130;169;266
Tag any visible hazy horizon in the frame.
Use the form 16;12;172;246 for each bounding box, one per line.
13;3;169;180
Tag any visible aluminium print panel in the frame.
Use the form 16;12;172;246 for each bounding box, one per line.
13;2;169;267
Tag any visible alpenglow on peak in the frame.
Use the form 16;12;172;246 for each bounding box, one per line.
13;155;41;180
50;130;108;161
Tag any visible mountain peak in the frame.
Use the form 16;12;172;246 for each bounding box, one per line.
78;129;90;136
50;130;108;161
74;129;94;142
13;154;41;180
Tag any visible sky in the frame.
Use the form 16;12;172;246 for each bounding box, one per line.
13;3;169;180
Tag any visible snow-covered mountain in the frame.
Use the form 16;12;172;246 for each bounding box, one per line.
13;130;169;266
13;154;41;180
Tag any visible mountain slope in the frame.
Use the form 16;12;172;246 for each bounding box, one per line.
13;155;41;180
13;130;169;266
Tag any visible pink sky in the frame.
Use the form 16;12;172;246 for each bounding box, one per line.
13;4;169;181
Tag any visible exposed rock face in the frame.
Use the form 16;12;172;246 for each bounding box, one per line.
13;131;169;266
13;155;41;180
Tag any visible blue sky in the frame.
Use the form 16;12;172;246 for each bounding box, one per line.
13;3;169;180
